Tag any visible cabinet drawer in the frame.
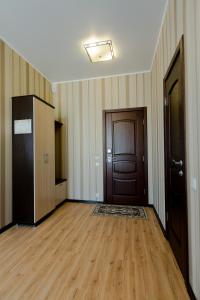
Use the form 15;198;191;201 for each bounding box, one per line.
55;181;67;206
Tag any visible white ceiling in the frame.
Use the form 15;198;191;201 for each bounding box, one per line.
0;0;166;82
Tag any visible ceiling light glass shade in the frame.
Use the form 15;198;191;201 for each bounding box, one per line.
84;40;114;63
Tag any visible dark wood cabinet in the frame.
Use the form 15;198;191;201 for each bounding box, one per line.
12;95;55;225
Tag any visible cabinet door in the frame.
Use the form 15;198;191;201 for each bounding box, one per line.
34;99;55;222
45;105;55;213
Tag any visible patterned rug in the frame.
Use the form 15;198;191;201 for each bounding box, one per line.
92;204;147;219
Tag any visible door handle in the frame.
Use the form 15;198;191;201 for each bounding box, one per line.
172;159;183;167
43;153;49;163
107;156;112;163
179;170;184;177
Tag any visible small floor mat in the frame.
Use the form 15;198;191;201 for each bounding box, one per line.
92;204;147;219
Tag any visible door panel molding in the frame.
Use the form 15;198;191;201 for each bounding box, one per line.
103;107;148;206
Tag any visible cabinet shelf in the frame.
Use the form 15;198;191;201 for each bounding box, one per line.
55;120;63;128
55;178;67;185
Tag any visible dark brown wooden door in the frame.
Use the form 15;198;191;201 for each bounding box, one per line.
164;37;188;281
105;109;147;206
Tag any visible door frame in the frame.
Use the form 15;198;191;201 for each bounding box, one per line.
163;36;189;282
103;107;148;205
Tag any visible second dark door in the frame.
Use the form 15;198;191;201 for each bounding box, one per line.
104;109;147;206
164;37;188;280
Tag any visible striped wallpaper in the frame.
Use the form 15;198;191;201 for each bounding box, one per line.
151;0;200;297
0;39;52;229
53;72;153;205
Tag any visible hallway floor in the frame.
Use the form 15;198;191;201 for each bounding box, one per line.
0;203;189;300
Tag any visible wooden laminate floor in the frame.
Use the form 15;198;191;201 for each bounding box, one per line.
0;203;189;300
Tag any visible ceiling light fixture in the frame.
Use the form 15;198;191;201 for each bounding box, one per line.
84;40;114;63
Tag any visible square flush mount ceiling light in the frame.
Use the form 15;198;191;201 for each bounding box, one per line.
84;40;114;63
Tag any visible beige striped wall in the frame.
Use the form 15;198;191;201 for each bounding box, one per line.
0;39;52;229
53;72;153;204
151;0;200;297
